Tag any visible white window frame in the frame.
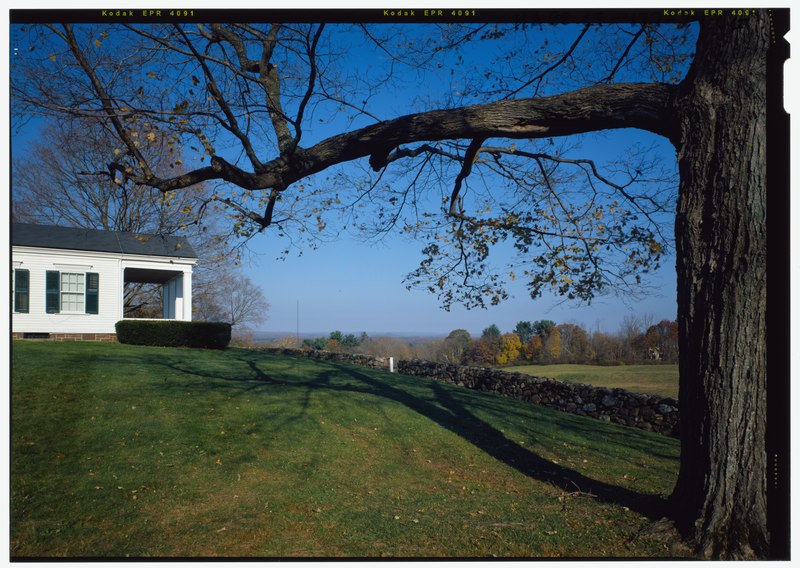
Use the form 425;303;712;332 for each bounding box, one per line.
59;272;86;313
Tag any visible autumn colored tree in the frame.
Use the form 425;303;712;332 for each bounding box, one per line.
464;336;498;366
522;335;544;362
542;325;562;363
496;333;523;365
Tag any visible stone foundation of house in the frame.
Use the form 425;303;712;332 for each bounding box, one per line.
12;332;118;342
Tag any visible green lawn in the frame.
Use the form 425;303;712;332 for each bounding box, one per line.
11;342;684;558
507;364;679;399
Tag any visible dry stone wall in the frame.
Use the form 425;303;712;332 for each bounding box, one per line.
263;348;679;437
266;347;391;370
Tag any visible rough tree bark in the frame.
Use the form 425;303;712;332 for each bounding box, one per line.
670;14;770;559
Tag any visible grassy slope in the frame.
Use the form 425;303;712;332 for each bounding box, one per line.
507;364;679;399
11;342;683;558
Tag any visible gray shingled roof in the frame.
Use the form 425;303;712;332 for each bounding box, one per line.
11;223;198;259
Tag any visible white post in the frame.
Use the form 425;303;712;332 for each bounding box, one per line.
162;278;175;319
389;357;395;373
183;270;192;321
174;274;184;320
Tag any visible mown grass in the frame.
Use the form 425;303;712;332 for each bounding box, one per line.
11;342;684;558
507;364;679;399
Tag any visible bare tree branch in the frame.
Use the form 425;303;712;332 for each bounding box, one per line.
503;24;592;99
286;23;325;154
448;137;486;216
600;24;647;83
175;24;265;171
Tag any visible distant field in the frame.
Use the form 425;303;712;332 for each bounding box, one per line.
507;364;679;400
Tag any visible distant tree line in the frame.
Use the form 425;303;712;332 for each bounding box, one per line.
455;318;678;367
300;331;365;352
274;316;677;367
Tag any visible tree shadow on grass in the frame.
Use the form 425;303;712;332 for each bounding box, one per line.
433;380;679;461
154;351;670;521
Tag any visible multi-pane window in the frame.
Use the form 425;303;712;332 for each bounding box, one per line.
45;270;99;314
60;272;85;312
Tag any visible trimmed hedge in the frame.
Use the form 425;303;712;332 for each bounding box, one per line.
115;320;231;349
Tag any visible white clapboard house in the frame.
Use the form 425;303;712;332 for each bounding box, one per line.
12;223;198;340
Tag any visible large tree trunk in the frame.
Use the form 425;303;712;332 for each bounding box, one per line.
670;14;770;559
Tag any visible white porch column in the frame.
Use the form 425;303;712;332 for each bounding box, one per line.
173;274;184;320
162;277;177;319
162;272;191;321
182;269;192;321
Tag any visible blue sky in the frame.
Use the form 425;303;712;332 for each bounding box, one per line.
246;221;677;337
243;129;679;337
9;20;684;337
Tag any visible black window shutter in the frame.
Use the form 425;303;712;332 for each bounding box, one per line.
46;270;60;314
86;272;99;314
14;269;30;313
